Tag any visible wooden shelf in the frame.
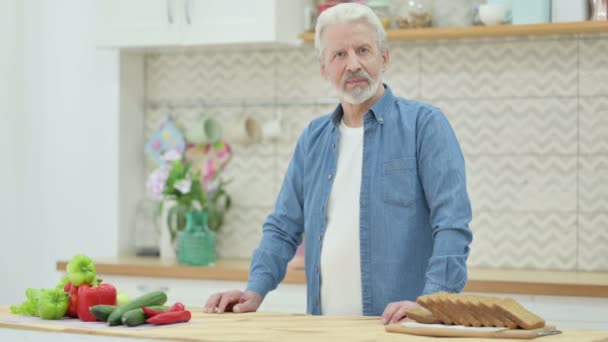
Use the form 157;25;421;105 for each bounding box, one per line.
299;21;608;42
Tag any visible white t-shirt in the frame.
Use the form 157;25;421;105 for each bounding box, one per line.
320;120;363;315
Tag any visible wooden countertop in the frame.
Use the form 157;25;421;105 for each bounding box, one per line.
2;306;608;342
56;257;608;298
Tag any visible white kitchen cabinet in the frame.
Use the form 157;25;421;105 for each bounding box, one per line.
95;0;182;47
95;0;306;48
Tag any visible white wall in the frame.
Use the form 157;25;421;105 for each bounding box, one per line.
0;0;120;304
0;0;26;304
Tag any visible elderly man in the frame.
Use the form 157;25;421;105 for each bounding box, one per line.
204;3;473;325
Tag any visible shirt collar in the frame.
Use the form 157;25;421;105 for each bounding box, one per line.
330;84;394;128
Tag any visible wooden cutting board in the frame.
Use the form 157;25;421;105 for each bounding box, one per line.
386;322;561;339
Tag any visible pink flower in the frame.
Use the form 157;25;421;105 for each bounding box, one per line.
146;166;170;200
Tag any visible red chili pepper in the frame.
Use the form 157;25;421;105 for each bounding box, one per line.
77;279;117;321
142;306;167;318
63;282;79;318
168;302;185;312
146;310;191;325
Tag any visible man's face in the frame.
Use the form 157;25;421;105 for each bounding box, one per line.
320;21;389;105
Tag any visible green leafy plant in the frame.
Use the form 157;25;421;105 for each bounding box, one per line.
147;149;231;242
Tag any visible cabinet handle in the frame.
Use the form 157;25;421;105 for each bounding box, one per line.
166;0;174;24
184;0;192;25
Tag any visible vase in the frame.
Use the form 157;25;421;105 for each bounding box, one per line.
159;219;176;260
178;211;216;266
159;201;190;260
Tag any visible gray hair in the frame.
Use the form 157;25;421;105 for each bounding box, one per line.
314;2;388;60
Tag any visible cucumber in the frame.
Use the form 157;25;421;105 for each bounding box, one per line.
89;305;116;321
107;291;167;326
121;305;168;327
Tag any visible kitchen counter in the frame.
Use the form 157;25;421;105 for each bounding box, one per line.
56;257;608;298
2;305;608;342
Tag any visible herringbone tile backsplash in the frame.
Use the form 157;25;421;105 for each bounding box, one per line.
145;34;608;271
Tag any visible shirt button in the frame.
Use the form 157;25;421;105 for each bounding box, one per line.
327;174;332;180
332;144;336;149
378;118;384;123
318;235;322;242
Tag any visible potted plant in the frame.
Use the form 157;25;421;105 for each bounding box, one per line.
147;149;231;257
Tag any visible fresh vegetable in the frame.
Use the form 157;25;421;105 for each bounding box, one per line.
142;306;166;318
56;275;70;290
107;291;168;326
121;306;170;327
142;302;184;318
10;288;42;316
37;288;69;320
67;254;96;286
167;302;185;312
147;310;191;325
63;281;79;318
77;278;117;321
116;291;131;306
89;305;116;321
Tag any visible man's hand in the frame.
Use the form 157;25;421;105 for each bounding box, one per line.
381;300;420;325
203;290;262;314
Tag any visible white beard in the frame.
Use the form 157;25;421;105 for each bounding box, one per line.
332;68;382;105
338;78;380;105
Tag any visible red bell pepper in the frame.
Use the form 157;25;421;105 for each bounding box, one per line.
63;281;79;318
146;310;191;325
77;278;116;321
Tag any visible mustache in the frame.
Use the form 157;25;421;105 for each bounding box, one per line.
342;71;372;83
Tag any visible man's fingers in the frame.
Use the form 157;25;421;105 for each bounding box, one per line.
204;293;222;313
389;301;419;324
234;292;261;313
204;290;242;313
216;291;240;313
381;302;398;324
389;306;408;324
233;299;254;313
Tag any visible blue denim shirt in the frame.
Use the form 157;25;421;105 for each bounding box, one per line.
247;85;473;316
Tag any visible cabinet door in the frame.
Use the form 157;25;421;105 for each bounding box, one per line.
182;0;273;45
182;0;305;46
95;0;182;47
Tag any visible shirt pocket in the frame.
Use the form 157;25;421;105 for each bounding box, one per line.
382;157;418;207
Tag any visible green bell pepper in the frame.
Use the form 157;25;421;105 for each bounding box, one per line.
37;288;68;320
66;254;96;286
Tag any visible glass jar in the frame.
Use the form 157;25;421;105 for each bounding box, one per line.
432;0;477;27
396;0;433;29
367;0;391;29
132;199;160;257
